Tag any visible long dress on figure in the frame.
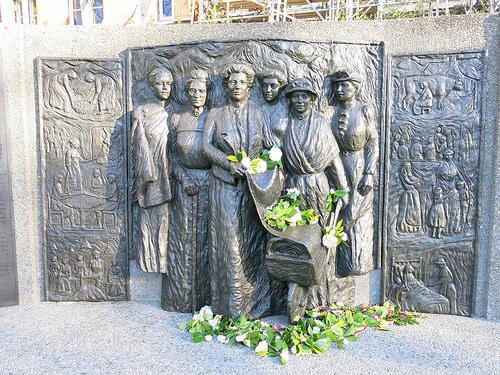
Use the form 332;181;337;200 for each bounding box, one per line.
331;103;378;276
396;165;422;233
203;100;272;319
132;102;171;273
162;110;211;312
283;110;354;308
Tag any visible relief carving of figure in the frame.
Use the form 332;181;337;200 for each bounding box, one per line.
64;138;84;193
259;70;288;147
132;67;173;273
282;77;350;306
396;162;422;233
162;70;212;312
428;187;447;238
428;257;457;314
413;81;433;115
202;63;271;319
436;148;461;235
329;70;379;276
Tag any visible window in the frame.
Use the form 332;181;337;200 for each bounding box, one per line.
72;0;82;25
14;0;23;24
159;0;173;21
92;0;103;24
28;0;37;24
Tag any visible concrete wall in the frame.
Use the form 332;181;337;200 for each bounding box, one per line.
0;15;498;320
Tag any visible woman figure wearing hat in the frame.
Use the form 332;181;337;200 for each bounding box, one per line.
330;69;379;277
162;70;211;313
282;77;351;307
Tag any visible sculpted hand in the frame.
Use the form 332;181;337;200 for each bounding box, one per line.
183;179;199;196
358;173;374;196
229;162;246;178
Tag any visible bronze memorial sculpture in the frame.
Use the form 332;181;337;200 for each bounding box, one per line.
35;40;483;320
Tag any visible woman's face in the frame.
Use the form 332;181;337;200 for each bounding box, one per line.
335;81;356;101
290;91;312;114
188;80;207;108
152;72;172;101
261;77;281;102
227;72;250;102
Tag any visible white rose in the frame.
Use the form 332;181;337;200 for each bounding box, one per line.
204;335;213;342
255;159;268;173
286;188;300;195
329;188;335;194
199;306;213;321
192;313;201;321
236;333;247;342
208;318;219;329
280;348;290;363
322;233;338;249
269;147;283;162
217;335;228;344
312;326;321;334
240;156;251;169
255;340;268;353
341;232;348;242
289;208;302;224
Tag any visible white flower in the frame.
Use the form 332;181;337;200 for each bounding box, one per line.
329;188;335;194
341;232;348;242
236;333;247;342
199;306;213;321
322;233;339;249
261;322;270;328
255;159;268;173
276;335;281;341
208;318;219;329
286;188;300;196
269;146;283;162
291;345;297;354
312;326;321;334
240;156;251;169
255;340;268;353
280;348;290;363
311;312;320;318
204;335;213;342
192;313;201;321
217;335;228;344
289;209;302;224
243;339;251;347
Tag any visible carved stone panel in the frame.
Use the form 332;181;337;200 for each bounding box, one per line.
0;51;19;307
384;52;483;316
38;59;128;301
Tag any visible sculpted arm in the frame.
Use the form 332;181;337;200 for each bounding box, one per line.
359;106;379;196
169;115;197;195
202;110;231;171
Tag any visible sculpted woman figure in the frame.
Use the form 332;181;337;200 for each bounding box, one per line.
202;63;271;319
282;77;351;308
132;67;173;273
329;69;379;277
162;70;211;312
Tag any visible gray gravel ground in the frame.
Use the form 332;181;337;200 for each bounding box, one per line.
0;301;499;375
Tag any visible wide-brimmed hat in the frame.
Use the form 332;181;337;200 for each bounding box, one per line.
331;69;362;83
285;78;318;98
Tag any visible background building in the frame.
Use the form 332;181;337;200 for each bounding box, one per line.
0;0;498;25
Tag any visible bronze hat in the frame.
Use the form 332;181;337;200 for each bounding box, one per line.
331;69;362;83
285;78;318;98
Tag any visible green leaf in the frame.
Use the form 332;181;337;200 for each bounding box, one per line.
227;155;239;162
